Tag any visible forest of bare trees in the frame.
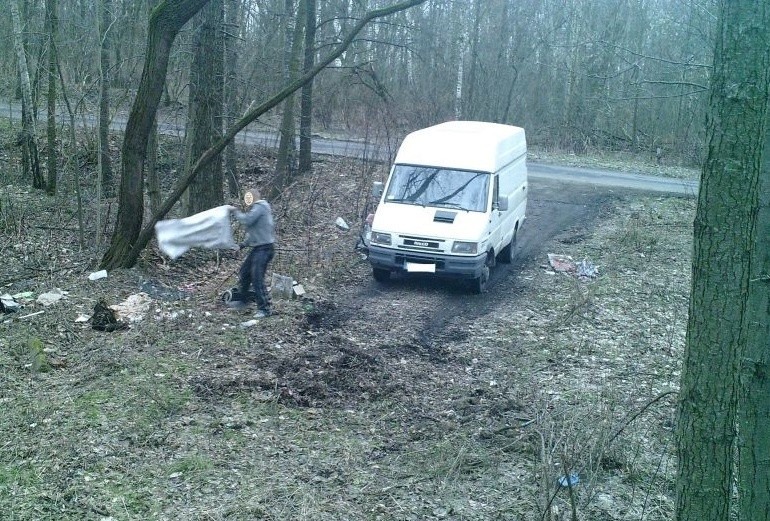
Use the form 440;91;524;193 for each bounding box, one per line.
2;0;715;166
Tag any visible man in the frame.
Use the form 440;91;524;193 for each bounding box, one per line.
228;189;275;317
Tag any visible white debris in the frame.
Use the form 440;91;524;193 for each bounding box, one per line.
88;270;108;281
335;217;350;231
110;293;153;322
37;288;67;306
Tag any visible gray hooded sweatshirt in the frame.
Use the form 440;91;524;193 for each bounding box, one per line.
233;200;275;247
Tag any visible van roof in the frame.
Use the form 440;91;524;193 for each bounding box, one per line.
394;121;526;173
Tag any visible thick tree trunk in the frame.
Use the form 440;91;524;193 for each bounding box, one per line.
45;0;58;196
223;0;240;197
99;0;114;197
298;0;316;174
183;0;224;216
101;0;210;269
675;1;770;519
11;1;43;190
738;66;770;520
275;0;305;190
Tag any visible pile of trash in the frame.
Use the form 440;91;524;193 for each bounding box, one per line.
545;254;599;281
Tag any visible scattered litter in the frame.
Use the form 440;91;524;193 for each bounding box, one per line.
293;282;306;298
12;291;34;301
87;270;108;281
92;300;128;332
36;288;67;306
576;259;599;279
74;314;91;323
1;294;20;313
557;472;580;488
240;319;258;328
547;254;576;273
18;310;45;320
110;293;153;323
335;217;349;231
271;273;294;300
546;254;599;280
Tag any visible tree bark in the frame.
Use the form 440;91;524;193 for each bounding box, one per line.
182;0;224;216
297;0;316;174
115;0;428;269
45;0;58;196
275;0;305;190
101;0;210;269
99;0;114;197
11;0;43;190
223;0;241;197
675;1;770;519
738;40;770;519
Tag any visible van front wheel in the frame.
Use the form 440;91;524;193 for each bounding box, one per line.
498;229;517;264
470;264;490;294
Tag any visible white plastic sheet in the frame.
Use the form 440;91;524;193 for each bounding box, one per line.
155;205;238;260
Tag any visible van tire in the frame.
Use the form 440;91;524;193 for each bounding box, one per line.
470;264;490;294
372;268;391;283
498;228;517;264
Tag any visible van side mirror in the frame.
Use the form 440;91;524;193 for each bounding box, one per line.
372;181;384;198
496;196;509;212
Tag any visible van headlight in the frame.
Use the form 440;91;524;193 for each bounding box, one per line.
452;241;478;254
371;231;392;245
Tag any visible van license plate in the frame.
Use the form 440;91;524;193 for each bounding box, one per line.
406;262;436;273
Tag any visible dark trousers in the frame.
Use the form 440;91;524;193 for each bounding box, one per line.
239;244;275;312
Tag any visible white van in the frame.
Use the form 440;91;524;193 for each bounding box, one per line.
368;121;527;293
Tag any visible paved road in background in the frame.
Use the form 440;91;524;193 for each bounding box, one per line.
1;100;699;197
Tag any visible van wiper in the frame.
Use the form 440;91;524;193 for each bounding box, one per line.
429;201;467;211
387;197;424;206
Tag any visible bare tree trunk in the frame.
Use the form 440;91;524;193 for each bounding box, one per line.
45;0;58;196
183;0;224;216
454;34;465;120
146;117;160;216
298;0;316;174
99;0;114;197
275;0;305;190
11;0;43;190
675;1;770;518
223;0;241;197
464;0;482;120
56;57;84;249
738;59;770;520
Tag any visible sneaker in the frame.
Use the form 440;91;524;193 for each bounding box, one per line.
226;300;248;310
254;309;271;318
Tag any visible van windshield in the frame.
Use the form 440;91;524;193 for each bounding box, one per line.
384;165;490;212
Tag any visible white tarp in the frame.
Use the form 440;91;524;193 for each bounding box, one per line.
155;205;238;260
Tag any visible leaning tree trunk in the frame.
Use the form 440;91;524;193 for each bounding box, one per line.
182;0;224;216
101;0;210;270
675;1;770;519
11;1;43;190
